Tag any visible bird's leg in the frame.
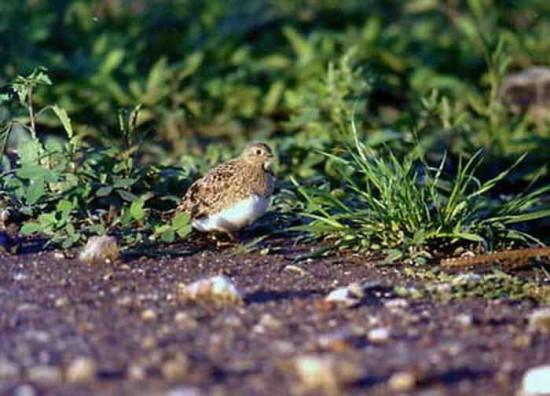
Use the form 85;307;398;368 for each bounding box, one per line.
209;231;239;247
225;230;239;242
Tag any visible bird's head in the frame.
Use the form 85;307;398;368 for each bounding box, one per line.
240;142;275;171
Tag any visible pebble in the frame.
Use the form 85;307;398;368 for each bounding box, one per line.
12;384;36;396
325;282;364;308
253;313;283;334
317;327;364;352
128;364;147;381
527;308;550;333
65;357;97;383
520;365;550;395
293;355;362;394
161;356;190;381
174;312;199;330
165;386;203;396
27;365;62;384
368;327;391;344
179;275;243;306
455;313;474;327
384;298;409;310
0;358;20;380
283;265;308;276
141;309;157;322
388;371;417;392
140;336;158;350
55;297;69;308
452;273;482;285
78;235;120;264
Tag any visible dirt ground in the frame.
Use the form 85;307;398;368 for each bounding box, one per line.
0;236;549;396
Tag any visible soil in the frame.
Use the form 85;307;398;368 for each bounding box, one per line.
0;235;549;396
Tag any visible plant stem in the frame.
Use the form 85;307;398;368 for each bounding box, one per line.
27;86;37;140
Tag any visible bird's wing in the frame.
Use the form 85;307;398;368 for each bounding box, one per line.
177;161;238;218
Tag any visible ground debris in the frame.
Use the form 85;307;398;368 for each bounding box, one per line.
65;357;97;384
387;371;417;392
288;354;363;395
520;365;550;396
323;280;387;309
79;235;120;264
527;308;550;333
178;275;243;306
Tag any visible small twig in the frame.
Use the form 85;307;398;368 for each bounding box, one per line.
440;247;550;270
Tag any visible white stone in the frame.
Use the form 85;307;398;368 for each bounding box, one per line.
65;357;97;383
180;275;243;306
520;365;550;395
528;308;550;333
368;327;391;344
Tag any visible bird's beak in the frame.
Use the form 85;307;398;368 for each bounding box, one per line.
264;154;275;172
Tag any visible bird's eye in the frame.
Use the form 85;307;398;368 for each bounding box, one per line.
255;149;262;155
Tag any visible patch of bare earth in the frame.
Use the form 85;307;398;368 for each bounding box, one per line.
0;238;548;395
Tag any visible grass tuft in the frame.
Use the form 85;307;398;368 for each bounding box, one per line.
293;120;550;255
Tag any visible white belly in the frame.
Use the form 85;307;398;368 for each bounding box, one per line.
193;195;270;233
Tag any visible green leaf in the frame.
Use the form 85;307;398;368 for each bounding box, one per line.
176;225;192;238
21;222;44;235
17;139;44;166
38;212;57;226
0;122;11;156
96;186;113;197
146;57;169;94
161;229;175;243
172;212;190;228
130;199;146;221
15;164;51;180
27;178;45;204
56;200;74;213
100;49;125;75
113;178;137;188
180;51;204;79
117;189;139;202
50;105;74;139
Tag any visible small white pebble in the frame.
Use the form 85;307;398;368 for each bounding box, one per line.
528;308;550;333
141;309;157;322
12;384;36;396
368;327;390;344
0;359;20;380
27;365;62;384
65;357;97;383
53;251;65;260
455;314;474;327
293;355;362;393
388;371;417;392
79;236;119;264
161;356;190;381
452;273;482;285
384;298;409;309
180;275;243;306
166;386;203;396
325;283;362;308
520;365;550;395
128;364;146;381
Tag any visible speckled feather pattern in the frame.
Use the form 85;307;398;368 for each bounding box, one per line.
177;143;275;222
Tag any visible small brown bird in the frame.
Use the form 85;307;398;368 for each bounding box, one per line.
177;142;275;240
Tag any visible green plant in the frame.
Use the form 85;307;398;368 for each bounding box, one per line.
0;68;192;248
293;120;550;257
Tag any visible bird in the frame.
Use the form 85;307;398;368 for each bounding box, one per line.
177;142;275;240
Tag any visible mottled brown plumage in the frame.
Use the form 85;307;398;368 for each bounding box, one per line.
177;143;275;237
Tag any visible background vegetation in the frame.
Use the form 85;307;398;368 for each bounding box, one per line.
1;0;549;257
